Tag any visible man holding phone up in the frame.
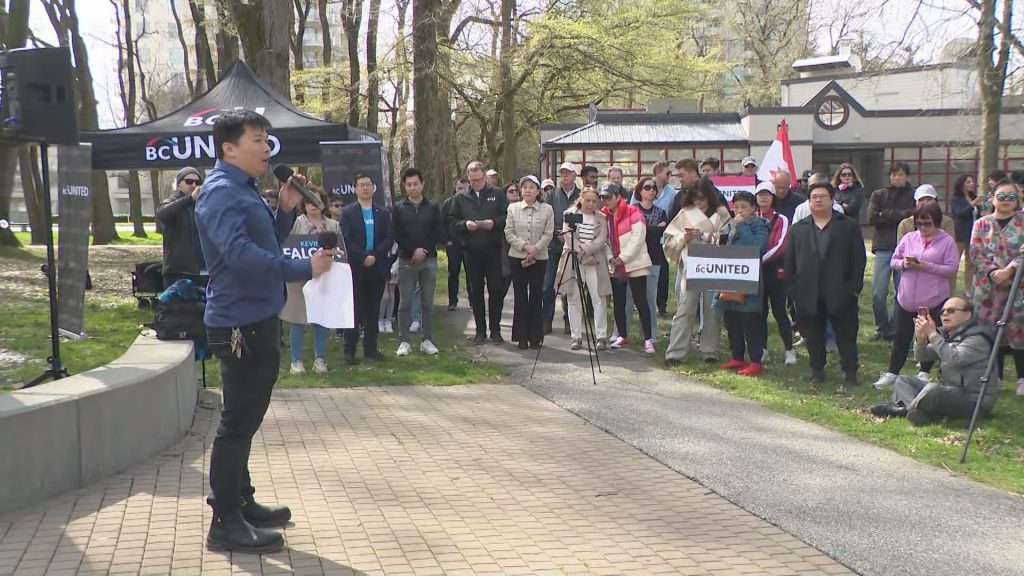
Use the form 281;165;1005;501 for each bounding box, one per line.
450;161;509;342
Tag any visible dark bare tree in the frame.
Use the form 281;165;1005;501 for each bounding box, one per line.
975;0;1014;185
111;0;147;237
187;0;216;90
366;0;381;133
341;0;364;126
0;0;31;246
291;0;314;102
167;0;194;96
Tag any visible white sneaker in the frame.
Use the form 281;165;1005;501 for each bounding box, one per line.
644;339;656;354
420;340;439;355
410;321;420;333
1016;378;1024;396
761;349;770;364
873;372;897;389
609;336;628;349
290;361;305;374
313;357;327;375
385;320;395;334
794;337;806;347
784;350;797;366
378;320;386;333
916;371;931;383
396;342;412;357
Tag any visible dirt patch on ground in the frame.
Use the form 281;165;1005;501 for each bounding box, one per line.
0;246;162;301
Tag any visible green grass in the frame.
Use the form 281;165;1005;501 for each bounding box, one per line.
13;230;163;246
0;248;501;393
657;258;1024;495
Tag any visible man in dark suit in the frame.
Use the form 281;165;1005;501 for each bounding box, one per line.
449;160;509;343
340;172;394;363
784;181;867;388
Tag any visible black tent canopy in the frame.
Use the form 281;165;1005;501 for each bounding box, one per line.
82;60;375;170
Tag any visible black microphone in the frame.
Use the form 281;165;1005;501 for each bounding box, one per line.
317;230;338;250
273;164;325;211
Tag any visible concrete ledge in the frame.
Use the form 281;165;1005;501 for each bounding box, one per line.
0;335;197;514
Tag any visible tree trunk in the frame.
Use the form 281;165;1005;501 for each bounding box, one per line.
498;0;515;181
127;170;146;237
0;0;31;247
341;0;364;126
19;146;47;246
413;0;456;199
215;0;239;75
256;0;293;98
976;0;1012;184
149;170;163;233
292;0;312;103
188;0;217;90
168;0;195;95
318;0;332;105
365;0;380;133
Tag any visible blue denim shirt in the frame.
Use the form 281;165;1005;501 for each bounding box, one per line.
195;160;311;327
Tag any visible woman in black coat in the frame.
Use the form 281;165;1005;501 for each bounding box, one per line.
831;163;864;220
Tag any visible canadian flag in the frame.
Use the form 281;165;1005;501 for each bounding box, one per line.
756;119;797;183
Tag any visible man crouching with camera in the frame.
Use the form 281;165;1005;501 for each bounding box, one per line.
195;111;335;554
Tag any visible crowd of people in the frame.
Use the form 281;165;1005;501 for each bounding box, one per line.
158;149;1024;427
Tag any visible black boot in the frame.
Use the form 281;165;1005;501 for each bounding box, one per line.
206;509;284;554
208;495;292;529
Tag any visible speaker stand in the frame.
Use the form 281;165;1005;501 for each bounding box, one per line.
22;143;69;389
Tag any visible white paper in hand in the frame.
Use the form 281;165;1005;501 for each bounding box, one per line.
302;262;355;329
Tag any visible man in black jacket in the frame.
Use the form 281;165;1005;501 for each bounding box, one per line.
155;167;207;288
450;160;508;343
442;177;470;310
340;173;395;363
393;167;442;357
866;162;915;341
785;181;867;387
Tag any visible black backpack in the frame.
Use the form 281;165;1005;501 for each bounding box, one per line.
152;300;206;342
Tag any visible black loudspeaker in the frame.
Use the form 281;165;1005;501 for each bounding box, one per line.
0;47;79;145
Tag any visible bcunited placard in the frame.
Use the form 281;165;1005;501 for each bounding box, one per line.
57;144;93;337
684;244;761;294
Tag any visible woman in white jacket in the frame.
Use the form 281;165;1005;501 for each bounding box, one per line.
556;186;613;350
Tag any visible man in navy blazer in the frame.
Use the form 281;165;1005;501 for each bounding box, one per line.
340;173;394;363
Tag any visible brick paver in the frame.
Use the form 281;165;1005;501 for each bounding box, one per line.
0;385;853;575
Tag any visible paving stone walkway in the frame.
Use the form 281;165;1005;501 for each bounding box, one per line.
0;384;853;576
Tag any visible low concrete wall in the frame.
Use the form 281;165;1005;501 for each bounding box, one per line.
0;335;197;514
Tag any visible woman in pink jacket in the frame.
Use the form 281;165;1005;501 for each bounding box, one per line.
873;203;960;390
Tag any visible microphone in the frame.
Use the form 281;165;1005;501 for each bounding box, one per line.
317;230;338;250
273;164;325;211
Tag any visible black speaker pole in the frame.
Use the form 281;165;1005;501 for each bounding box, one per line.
23;143;68;389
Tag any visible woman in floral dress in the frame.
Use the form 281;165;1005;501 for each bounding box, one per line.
969;178;1024;396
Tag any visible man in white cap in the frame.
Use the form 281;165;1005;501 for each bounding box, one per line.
486;168;501;188
540;178;555;202
740;156;758;179
155;166;207;288
895;183;957;294
544;161;581;334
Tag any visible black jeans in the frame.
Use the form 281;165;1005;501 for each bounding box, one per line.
464;246;505;335
344;267;385;355
656;263;670;313
889;302;941;375
798;299;859;374
762;273;793;351
724;310;766;363
446;243;469;306
510;257;545;345
997;347;1024;379
611;275;652;341
207;316;281;514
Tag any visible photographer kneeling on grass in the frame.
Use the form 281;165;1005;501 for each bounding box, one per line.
871;297;999;425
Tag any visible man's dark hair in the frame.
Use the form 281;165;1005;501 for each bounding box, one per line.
675;158;699;173
959;299;976;314
581;165;598;178
651;160;670;175
684;176;724;216
987;169;1008;182
401;167;423;183
1010;170;1024;186
913;202;943;227
353;172;373;185
889;162;911;177
213;110;272;159
732;190;756;207
456;177;469;185
701;157;721;170
808;181;836;198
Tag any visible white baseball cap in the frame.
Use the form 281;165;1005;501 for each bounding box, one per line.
914;184;938;201
485;169;498;177
558;161;579;174
540;178;555;189
755;181;775;195
742;156;757;167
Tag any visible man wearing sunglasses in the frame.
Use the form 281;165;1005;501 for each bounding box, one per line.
156;166;208;289
870;298;998;425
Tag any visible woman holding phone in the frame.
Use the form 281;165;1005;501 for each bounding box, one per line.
872;202;959;390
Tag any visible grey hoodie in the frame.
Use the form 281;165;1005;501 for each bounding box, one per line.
914;318;999;410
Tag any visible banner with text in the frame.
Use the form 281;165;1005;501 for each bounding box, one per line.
281;234;354;328
710;175;756;203
320;141;392;208
684;244;761;294
57;144;94;337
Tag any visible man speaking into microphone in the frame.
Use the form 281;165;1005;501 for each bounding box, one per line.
195;110;334;554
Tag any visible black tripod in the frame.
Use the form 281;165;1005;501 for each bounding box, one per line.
531;226;601;385
960;259;1024;463
23;142;68;389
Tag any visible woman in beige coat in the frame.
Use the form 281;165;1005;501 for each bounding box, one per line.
556;186;612;350
280;187;343;375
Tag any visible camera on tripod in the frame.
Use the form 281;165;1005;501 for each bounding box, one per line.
564;212;583;229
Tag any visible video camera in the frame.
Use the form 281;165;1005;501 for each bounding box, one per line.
564;212;584;229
